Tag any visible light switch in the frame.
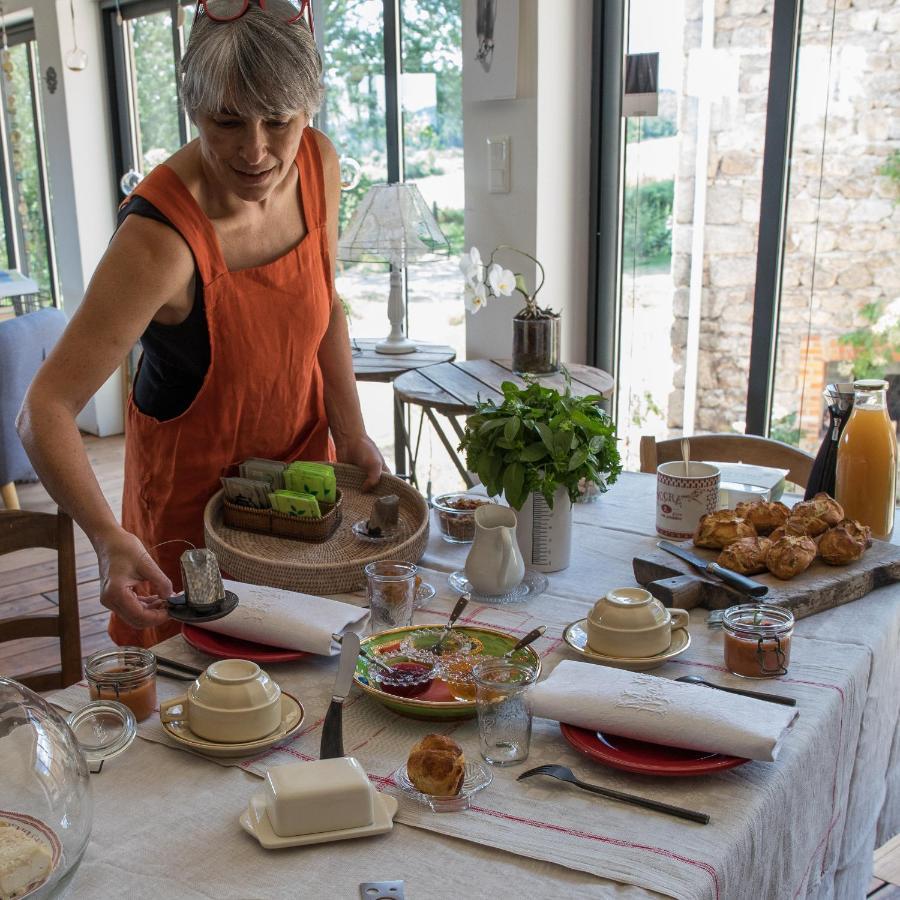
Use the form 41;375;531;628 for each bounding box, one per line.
487;135;510;193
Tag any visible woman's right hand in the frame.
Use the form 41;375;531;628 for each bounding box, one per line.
95;529;173;629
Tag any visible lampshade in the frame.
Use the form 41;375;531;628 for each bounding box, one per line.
338;182;450;268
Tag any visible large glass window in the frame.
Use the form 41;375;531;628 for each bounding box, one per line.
770;0;900;449
614;0;772;467
0;26;58;318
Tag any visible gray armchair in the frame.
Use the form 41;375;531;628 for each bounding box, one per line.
0;307;68;508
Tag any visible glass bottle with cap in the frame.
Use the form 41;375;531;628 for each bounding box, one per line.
835;379;898;538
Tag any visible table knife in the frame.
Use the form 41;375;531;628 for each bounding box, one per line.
657;541;768;597
320;630;360;760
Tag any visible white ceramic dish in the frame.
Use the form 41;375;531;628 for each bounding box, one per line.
563;620;691;671
160;692;304;758
240;790;398;849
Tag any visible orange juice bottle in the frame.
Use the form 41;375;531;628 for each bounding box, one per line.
835;379;897;538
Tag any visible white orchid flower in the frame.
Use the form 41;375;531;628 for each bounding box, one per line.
464;281;488;313
459;247;485;287
487;263;516;297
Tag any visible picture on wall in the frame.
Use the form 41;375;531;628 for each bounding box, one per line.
463;0;519;102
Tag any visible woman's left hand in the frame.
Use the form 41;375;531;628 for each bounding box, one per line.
335;434;388;491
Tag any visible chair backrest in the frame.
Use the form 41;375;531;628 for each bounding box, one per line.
0;508;82;691
639;434;814;489
0;307;68;485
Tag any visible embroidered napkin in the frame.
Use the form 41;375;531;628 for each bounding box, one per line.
530;660;798;761
193;580;368;656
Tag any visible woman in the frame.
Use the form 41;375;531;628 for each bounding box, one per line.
17;0;384;647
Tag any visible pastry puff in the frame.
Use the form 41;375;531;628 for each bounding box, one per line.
717;536;773;575
790;493;844;528
765;535;817;580
407;734;465;797
693;511;757;549
733;500;790;535
819;519;873;565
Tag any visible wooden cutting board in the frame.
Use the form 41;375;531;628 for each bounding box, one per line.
632;539;900;621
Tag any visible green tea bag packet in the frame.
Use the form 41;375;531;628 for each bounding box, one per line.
269;490;322;518
284;462;336;501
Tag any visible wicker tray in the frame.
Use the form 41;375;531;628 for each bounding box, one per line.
222;490;342;542
204;463;429;595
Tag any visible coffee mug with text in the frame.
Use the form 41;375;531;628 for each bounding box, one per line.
656;461;720;540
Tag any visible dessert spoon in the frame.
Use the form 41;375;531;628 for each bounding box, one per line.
503;625;546;657
518;765;709;824
431;593;470;654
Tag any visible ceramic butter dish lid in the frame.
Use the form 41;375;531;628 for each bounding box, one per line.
264;757;375;837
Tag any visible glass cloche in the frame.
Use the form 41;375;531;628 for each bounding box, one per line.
0;677;93;898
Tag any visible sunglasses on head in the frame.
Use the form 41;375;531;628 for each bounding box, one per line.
196;0;314;33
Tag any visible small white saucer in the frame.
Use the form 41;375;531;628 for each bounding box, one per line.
563;620;691;671
160;692;305;758
448;570;549;605
351;519;405;542
240;790;398;849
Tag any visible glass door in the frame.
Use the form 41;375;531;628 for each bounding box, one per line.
768;0;900;450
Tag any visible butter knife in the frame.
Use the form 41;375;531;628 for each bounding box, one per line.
320;631;360;760
657;540;768;597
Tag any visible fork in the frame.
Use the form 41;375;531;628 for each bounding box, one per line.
517;764;710;824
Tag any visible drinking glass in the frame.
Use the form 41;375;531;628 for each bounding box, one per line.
474;659;538;766
364;561;417;634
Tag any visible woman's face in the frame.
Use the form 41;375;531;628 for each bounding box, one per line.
194;108;306;202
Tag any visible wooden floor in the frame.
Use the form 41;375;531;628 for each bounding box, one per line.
0;433;897;891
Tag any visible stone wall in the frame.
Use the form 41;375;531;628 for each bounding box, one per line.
670;0;900;449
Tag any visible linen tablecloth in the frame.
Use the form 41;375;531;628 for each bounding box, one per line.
54;473;899;899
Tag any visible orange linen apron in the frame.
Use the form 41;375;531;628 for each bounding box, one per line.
110;129;334;648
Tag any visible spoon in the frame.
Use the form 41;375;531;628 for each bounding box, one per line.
681;437;691;476
358;646;395;676
517;765;709;824
675;674;797;707
431;593;470;654
503;625;546;658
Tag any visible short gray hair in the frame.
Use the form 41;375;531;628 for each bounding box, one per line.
181;1;323;119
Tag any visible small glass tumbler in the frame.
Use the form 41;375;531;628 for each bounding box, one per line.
474;659;538;766
365;561;417;634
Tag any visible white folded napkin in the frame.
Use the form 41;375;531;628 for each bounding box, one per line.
530;660;798;762
194;580;369;656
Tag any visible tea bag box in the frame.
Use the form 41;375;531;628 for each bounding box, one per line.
263;758;375;837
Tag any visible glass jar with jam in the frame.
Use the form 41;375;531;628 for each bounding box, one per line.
85;647;158;721
722;604;793;678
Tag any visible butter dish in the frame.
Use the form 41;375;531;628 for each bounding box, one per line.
264;757;374;837
240;791;398;850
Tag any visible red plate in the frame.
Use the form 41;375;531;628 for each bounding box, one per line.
181;624;307;663
560;723;749;777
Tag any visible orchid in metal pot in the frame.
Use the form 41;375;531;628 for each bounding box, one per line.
459;373;622;572
460;245;560;374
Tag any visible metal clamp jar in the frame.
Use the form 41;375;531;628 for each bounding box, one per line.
722;604;794;678
85;647;158;721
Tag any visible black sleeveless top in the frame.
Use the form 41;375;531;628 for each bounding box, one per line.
117;196;210;421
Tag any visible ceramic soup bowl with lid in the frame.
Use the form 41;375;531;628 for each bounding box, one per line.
159;658;282;743
587;587;689;658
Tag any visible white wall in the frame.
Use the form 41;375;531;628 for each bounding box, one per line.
10;0;122;435
462;0;594;365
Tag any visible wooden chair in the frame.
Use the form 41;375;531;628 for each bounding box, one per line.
0;509;82;691
639;434;814;489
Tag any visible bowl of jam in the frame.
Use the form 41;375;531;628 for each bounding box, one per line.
371;656;436;699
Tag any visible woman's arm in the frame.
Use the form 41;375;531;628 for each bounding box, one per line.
17;214;196;628
312;129;386;490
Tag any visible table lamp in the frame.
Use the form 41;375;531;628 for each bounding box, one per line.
338;182;450;354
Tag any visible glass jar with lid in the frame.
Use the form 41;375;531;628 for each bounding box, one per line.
722;604;794;678
0;677;93;898
85;646;157;722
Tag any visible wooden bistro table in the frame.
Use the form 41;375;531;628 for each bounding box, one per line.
351;338;456;481
392;359;615;487
50;473;899;899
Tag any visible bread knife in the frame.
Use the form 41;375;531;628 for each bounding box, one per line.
657;541;768;597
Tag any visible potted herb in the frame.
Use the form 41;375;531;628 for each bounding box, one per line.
459;375;622;571
460;245;559;374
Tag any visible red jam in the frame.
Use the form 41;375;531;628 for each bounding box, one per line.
377;661;434;698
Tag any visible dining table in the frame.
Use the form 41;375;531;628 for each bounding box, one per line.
49;472;900;899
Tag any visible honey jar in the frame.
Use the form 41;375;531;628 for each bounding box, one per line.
722;604;793;679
